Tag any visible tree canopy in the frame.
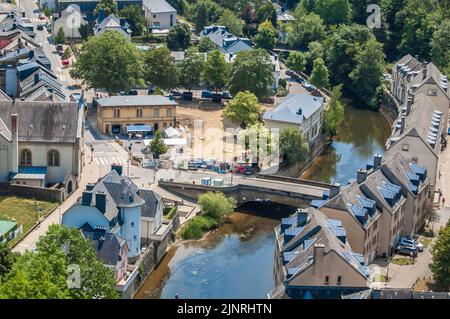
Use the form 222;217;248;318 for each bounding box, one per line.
198;36;216;52
187;0;223;32
144;47;178;90
74;31;143;94
178;48;205;91
311;0;353;25
119;4;146;36
310;57;330;88
223;91;262;126
287;8;325;49
94;0;118;17
217;9;244;35
167;23;191;51
254;20;278;50
149;131;168;159
55;27;66;44
197;192;237;220
323;85;345;137
286;51;307;74
279;128;309;166
256;2;277;26
202;50;228;92
431;224;450;290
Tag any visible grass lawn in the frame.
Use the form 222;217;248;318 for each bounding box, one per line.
418;237;432;248
391;257;416;265
0;196;58;238
373;274;389;282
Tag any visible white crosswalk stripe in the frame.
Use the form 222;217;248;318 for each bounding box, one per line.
94;155;128;166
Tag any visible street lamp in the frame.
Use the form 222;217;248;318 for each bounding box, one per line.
90;144;94;163
128;143;133;176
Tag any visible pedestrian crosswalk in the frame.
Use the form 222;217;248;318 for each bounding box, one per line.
30;18;40;23
93;155;128;166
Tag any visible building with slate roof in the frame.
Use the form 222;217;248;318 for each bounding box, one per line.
0;100;84;196
270;207;370;299
200;26;252;55
143;0;177;33
93;14;131;38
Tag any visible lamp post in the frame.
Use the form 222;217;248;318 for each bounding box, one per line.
385;257;392;287
90;144;94;163
128;143;133;176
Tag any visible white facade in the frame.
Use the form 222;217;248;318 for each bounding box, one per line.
39;0;57;11
120;205;142;258
143;0;177;31
52;5;87;39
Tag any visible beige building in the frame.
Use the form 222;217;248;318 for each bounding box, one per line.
0;99;84;195
271;208;370;299
96;95;177;135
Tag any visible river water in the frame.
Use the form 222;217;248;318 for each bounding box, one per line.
135;98;391;299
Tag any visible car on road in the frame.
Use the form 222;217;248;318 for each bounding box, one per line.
395;244;418;257
170;90;183;97
398;237;424;252
302;81;317;92
286;69;299;79
222;91;232;99
296;76;306;84
38;13;46;20
201;90;213;99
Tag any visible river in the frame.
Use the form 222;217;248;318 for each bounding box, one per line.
135;98;391;299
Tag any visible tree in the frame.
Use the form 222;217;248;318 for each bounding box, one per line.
144;47;178;90
431;225;450;289
198;36;216;52
349;38;385;108
287;9;325;49
312;0;352;25
254;20;278;50
63;47;72;59
119;4;146;36
197;192;236;220
228;49;274;100
0;225;118;299
167;23;191;51
238;123;275;165
178;48;205;91
202;50;228;93
279;128;309;165
217;9;244;35
94;0;118;17
431;19;450;72
187;0;223;33
78;23;91;41
0;243;16;279
310;58;329;88
43;7;52;18
307;41;324;61
256;2;277;26
241;4;258;37
167;0;187;15
323;85;345;137
55;27;66;44
74;31;143;94
286;51;307;74
149;131;168;159
223;91;262;126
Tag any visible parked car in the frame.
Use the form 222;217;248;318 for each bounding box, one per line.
201;90;213;98
222;91;232;99
296;76;306;84
398;237;424;252
38;13;46;20
170;90;182;97
286;69;299;79
302;81;316;92
129;89;138;95
56;44;63;51
187;161;198;171
61;58;69;66
261;97;275;104
395;244;418;257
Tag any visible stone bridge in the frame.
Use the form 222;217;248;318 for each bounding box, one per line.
158;174;340;208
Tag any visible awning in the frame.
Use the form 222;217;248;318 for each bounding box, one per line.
126;125;153;133
11;166;47;180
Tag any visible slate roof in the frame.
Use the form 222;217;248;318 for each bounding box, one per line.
96;95;177;107
201;26;252;54
81;228;128;266
0;100;82;143
139;189;162;218
143;0;176;13
263;94;324;125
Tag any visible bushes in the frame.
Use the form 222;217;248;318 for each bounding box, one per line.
180;216;218;240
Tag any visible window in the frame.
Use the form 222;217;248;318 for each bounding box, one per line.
154;108;160;117
153;14;156;19
337;276;342;285
47;150;60;167
133;235;137;240
427;89;438;96
325;276;329;285
402;144;409;151
114;109;120;118
166;108;172;117
170;14;174;26
136;109;143;118
131;222;135;228
163;122;167;128
20;149;32;166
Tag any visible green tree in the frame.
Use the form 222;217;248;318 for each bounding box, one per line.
167;23;191;51
119;4;146;36
187;0;223;32
167;0;187;15
149;131;168;158
202;50;228;93
0;243;16;279
323;85;345;137
310;57;329;88
286;51;307;74
43;7;52;18
256;2;277;26
312;0;352;25
144;47;178;90
228;49;274;100
431;225;450;289
0;225;118;299
198;36;216;52
254;20;278;50
178;48;205;91
218;9;244;35
74;31;143;94
238;123;275;165
94;0;118;17
223;91;262;126
197;192;236;220
349;38;385;108
431;19;450;72
287;8;325;49
63;47;72;59
78;23;91;41
55;27;66;44
279;128;309;165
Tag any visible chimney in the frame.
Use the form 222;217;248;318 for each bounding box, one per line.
10;114;18;173
406;98;412;116
81;190;93;205
422;62;428;80
313;244;325;276
86;183;95;191
111;164;123;176
330;183;341;198
356;169;367;184
373;154;383;168
95;191;107;214
400;116;406;134
34;73;40;84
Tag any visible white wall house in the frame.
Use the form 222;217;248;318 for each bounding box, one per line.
143;0;177;33
52;4;87;39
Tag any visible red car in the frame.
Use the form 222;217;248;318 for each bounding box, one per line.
61;58;69;66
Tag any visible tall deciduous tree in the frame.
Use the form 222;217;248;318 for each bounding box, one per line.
323;85;345;137
0;243;16;279
312;0;353;25
202;50;228;93
178;48;205;91
228;49;274;100
144;47;178;90
55;27;66;44
254;20;278;50
119;4;146;36
94;0;118;17
287;6;325;49
217;9;244;35
256;2;277;26
431;19;450;73
310;58;329;88
74;31;143;94
149;131;168;158
198;36;216;52
279;128;309;165
286;51;307;74
187;0;223;33
223;91;262;126
167;23;191;51
431;224;450;290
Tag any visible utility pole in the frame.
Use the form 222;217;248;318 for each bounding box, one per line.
90;144;94;163
128;143;132;176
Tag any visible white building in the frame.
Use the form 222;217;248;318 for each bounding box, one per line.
263;93;325;145
143;0;177;33
94;14;131;38
0;98;84;195
52;4;87;39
